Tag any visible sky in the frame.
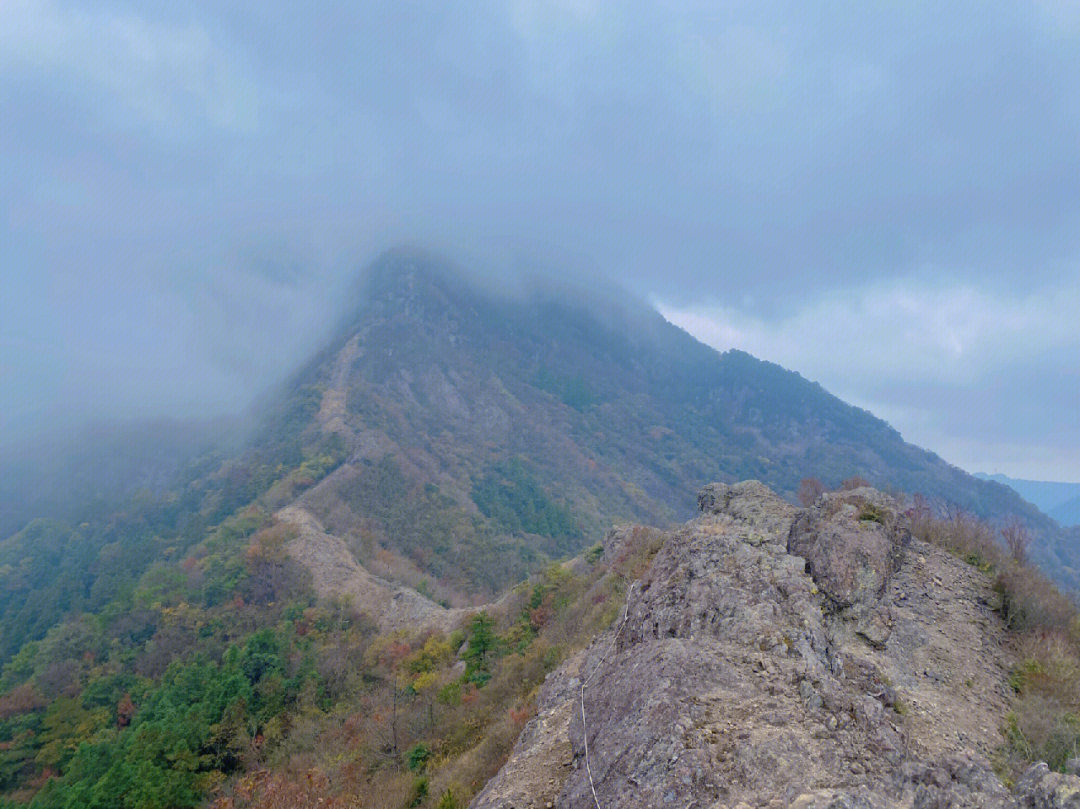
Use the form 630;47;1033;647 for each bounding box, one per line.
2;1;1078;480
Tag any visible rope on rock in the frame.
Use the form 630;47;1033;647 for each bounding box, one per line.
580;581;636;809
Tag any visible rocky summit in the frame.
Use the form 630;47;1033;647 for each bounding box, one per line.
472;482;1080;808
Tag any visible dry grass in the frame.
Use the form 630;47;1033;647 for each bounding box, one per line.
909;500;1080;775
209;530;665;809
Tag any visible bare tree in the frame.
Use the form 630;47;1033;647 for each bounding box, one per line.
797;477;826;507
1002;518;1033;566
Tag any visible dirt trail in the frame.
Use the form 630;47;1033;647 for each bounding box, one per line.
316;335;360;436
278;504;468;634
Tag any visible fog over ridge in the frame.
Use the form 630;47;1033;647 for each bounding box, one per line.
2;0;1078;479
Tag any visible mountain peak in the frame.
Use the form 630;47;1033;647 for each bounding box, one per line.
358;247;466;309
287;248;1073;596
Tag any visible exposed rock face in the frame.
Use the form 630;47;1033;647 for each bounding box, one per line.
788;487;909;609
1015;763;1080;808
278;505;464;634
472;481;1080;808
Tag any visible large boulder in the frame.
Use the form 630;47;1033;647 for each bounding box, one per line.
787;487;910;608
1015;762;1080;808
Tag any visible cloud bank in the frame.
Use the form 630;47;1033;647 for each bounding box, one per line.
659;273;1080;478
2;1;1078;478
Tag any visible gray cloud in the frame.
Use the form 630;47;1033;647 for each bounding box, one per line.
660;274;1080;479
2;0;1078;478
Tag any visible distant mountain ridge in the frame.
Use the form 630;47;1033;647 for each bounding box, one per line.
4;246;1080;808
269;248;1079;594
976;472;1080;526
1053;497;1080;526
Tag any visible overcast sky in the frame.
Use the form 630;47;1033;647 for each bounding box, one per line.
2;0;1078;480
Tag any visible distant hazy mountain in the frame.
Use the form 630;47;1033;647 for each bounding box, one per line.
975;473;1080;526
3;247;1076;642
271;248;1077;593
1052;496;1080;526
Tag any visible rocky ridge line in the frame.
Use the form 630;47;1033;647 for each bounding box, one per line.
277;505;464;634
472;481;1079;808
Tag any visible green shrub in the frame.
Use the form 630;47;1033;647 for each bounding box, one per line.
435;788;460;809
406;742;431;772
1008;658;1046;694
409;775;429;807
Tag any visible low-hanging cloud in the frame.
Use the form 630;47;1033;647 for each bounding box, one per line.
0;0;258;133
2;0;1078;479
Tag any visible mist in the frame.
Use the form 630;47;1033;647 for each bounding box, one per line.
3;1;1080;478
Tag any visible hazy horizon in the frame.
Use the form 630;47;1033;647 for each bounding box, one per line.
3;1;1079;480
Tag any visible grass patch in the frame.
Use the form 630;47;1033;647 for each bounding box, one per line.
858;505;885;525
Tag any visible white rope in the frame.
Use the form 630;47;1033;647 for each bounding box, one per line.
580;582;636;809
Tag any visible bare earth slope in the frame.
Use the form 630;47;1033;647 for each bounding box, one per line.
473;482;1079;808
277;505;466;633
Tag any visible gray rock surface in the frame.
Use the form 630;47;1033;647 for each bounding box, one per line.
1015;763;1080;808
471;481;1080;809
788;487;909;609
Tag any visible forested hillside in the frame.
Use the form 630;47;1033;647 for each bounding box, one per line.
281;248;1076;597
2;248;1077;807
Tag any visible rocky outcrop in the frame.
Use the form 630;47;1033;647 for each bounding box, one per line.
788;487;909;609
472;481;1080;808
1016;763;1080;808
278;505;465;634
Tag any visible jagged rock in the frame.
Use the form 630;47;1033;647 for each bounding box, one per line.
472;481;1031;809
788;488;910;608
895;755;1014;808
698;480;798;536
855;605;894;648
1015;763;1080;808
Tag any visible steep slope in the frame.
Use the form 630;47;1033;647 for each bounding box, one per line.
473;483;1074;808
277;505;464;633
277;248;1077;595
